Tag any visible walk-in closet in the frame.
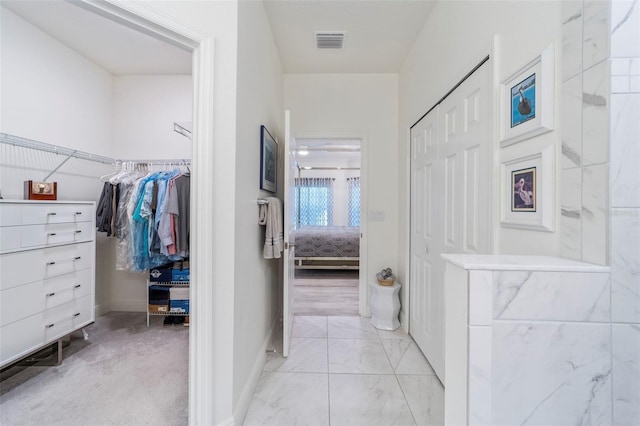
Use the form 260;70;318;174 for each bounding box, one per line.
0;1;193;422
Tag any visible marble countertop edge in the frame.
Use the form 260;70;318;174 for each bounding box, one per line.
441;254;610;272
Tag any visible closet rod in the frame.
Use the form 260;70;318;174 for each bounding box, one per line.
299;167;360;170
1;133;115;165
118;159;191;166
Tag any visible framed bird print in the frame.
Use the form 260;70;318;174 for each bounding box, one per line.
500;44;555;146
501;146;554;231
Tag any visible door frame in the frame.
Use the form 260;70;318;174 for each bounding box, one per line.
292;131;369;316
404;39;499;336
76;2;216;424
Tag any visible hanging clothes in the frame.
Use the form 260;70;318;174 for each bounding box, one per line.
96;165;190;272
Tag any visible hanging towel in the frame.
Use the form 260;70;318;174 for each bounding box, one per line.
258;197;283;259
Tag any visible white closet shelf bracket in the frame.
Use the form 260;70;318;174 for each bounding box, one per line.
1;132;116;181
173;122;192;140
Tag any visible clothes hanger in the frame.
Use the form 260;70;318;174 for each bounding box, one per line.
100;161;121;182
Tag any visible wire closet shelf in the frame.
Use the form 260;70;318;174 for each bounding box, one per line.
1;132;191;180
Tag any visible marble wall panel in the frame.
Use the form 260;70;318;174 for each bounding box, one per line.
468;270;492;326
612;324;640;426
610;94;640;207
468;326;492;426
561;75;583;169
492;322;611;426
582;164;609;265
611;208;640;323
561;168;583;260
611;0;640;58
492;270;610;321
583;60;611;166
563;0;584;81
583;0;611;70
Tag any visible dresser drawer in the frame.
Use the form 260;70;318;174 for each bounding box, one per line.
21;204;93;225
42;294;94;342
0;221;94;252
0;242;94;291
0;295;93;368
0;268;93;326
0;204;21;226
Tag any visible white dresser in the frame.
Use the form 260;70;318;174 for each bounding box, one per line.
0;200;96;368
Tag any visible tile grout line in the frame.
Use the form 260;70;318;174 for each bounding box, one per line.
326;315;332;426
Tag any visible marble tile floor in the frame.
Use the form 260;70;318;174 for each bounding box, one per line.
243;316;444;426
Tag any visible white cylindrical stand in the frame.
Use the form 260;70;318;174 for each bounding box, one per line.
369;281;401;330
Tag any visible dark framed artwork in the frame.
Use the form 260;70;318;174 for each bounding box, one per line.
501;146;554;231
510;73;536;128
260;125;277;193
500;44;555;146
511;167;536;212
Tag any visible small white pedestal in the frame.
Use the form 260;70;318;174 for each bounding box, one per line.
369;282;401;330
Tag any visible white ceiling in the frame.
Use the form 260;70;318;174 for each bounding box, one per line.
263;0;436;73
3;1;434;76
295;138;361;168
1;0;192;75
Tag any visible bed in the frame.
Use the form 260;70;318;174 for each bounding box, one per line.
293;226;360;270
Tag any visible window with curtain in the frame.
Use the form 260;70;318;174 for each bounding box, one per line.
347;177;361;227
295;177;334;226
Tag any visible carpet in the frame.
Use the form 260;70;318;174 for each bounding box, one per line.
0;312;188;426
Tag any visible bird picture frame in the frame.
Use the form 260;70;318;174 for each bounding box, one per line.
500;145;555;231
500;44;555;147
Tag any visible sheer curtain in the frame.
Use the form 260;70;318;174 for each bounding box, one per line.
295;177;334;226
347;177;361;227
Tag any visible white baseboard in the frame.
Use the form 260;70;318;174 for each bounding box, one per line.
231;316;278;425
109;300;146;312
94;302;110;317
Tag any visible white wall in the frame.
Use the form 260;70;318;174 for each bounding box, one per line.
298;168;360;226
113;75;192;159
0;7;113;156
398;1;563;300
285;74;399;287
233;0;283;423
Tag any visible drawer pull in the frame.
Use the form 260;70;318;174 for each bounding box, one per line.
75;212;83;215
75;230;82;234
72;312;81;318
47;233;57;237
46;292;56;297
45;323;55;328
47;212;57;216
46;256;81;266
74;284;81;289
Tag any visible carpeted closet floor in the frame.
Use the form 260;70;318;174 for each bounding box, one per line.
0;312;188;426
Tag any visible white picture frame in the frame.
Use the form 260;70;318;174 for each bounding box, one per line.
500;44;555;146
501;145;555;231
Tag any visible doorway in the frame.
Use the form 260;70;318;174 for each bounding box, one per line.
292;137;362;316
0;1;216;423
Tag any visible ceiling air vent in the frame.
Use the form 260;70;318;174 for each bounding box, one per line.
315;31;346;49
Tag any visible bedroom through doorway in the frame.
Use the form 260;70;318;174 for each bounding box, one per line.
292;138;361;316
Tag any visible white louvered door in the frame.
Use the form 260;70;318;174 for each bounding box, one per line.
409;60;491;381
